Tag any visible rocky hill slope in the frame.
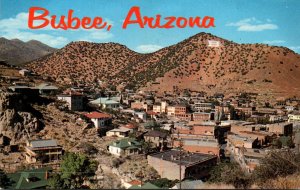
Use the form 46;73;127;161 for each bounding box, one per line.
0;38;56;66
27;32;300;98
0;92;41;145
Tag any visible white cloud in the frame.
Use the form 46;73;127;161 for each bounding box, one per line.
263;40;286;44
0;12;53;31
76;31;113;42
227;17;278;32
135;44;163;53
0;12;67;47
289;46;300;50
0;12;114;48
89;31;113;40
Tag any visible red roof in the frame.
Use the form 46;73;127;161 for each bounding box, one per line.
128;180;142;186
85;112;111;119
146;111;158;115
123;123;137;129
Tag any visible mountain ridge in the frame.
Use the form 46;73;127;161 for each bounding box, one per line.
0;37;56;66
26;32;300;98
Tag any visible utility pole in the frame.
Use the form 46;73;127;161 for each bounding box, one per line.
177;131;183;190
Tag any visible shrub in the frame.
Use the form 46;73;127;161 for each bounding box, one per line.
252;150;300;185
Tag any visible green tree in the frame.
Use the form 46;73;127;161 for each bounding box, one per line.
47;173;63;189
149;178;179;188
48;152;98;189
0;169;10;188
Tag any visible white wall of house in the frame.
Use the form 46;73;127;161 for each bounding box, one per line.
135;112;146;120
58;96;72;106
161;101;168;113
109;146;122;156
91;118;100;128
106;130;128;138
288;114;300;122
167;106;176;116
58;96;83;111
153;105;161;113
103;103;119;109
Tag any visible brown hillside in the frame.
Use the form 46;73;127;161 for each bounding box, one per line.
28;41;143;85
27;33;300;98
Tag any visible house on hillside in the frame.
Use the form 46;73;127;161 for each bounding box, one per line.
122;123;138;133
8;85;39;97
19;69;31;76
57;91;84;111
84;111;112;129
288;113;300;123
25;139;63;166
35;83;59;95
144;130;168;149
134;111;147;121
108;138;142;157
106;127;131;138
6;167;51;189
131;101;151;111
90;97;121;109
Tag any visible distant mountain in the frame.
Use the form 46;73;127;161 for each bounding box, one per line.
0;37;56;66
27;32;300;98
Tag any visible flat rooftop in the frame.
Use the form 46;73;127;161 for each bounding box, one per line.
149;149;216;166
28;139;59;148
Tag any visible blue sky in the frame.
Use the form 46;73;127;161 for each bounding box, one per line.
0;0;299;53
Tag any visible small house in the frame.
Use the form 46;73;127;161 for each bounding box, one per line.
84;111;112;129
90;97;121;109
106;127;131;138
19;69;31;76
6;167;51;189
144;130;168;149
35;83;59;95
122;123;138;133
57;91;84;111
108;138;142;157
25;139;62;165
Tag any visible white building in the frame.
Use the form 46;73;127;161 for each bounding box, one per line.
285;106;295;112
106;127;131;137
108;138;142;157
134;111;147;121
288;113;300;123
208;40;221;47
90;97;120;109
153;104;161;113
57;92;84;111
84;112;112;129
19;69;31;76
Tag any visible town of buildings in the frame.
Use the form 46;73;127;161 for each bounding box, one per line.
1;66;300;189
